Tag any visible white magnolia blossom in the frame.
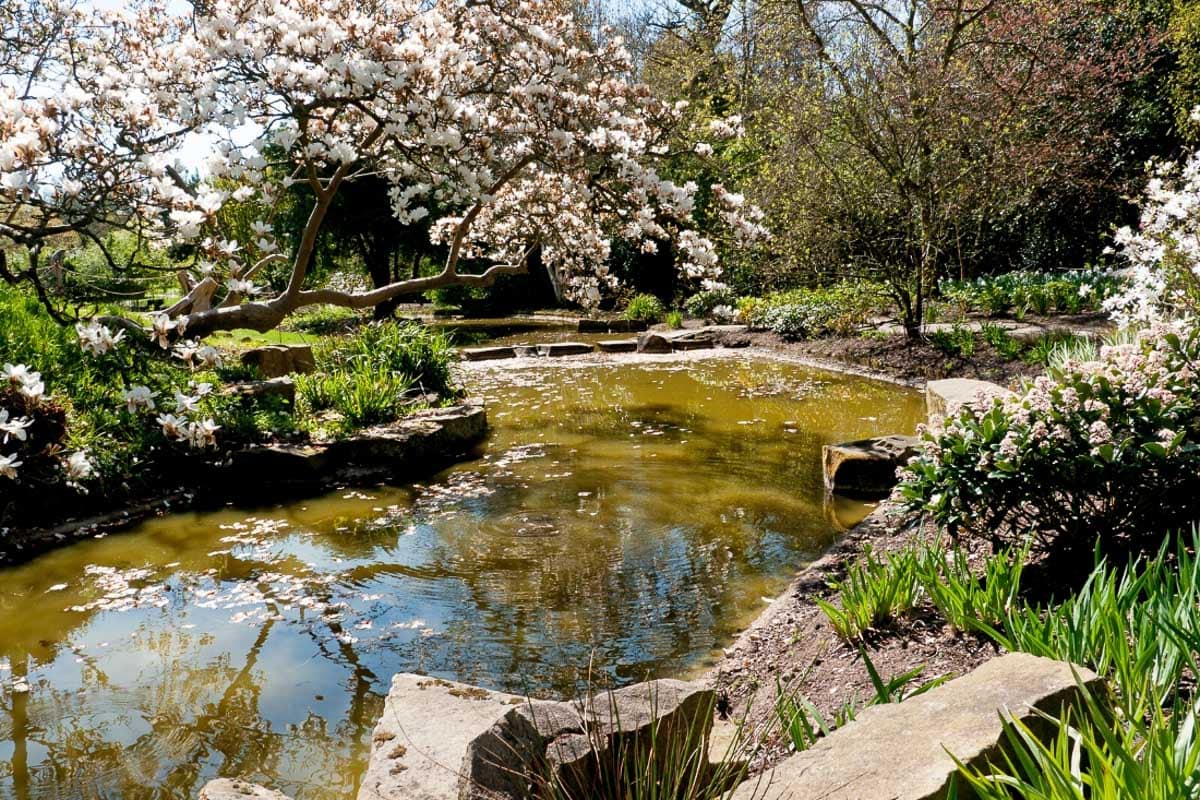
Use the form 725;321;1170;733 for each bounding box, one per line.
195;345;222;369
63;451;94;482
2;0;765;329
2;363;44;404
156;412;185;439
0;453;20;480
0;409;32;443
173;391;201;414
121;385;158;412
76;320;125;357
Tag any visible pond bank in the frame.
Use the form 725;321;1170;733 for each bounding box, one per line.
0;402;487;566
704;499;998;771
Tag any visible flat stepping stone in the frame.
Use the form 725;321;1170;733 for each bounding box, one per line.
729;653;1101;800
536;342;594;357
461;346;516;361
671;338;714;351
598;339;638;353
926;378;1015;422
201;780;290;800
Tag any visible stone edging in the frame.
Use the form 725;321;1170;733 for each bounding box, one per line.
0;401;488;567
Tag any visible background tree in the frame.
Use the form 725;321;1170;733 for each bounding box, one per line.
738;0;1152;334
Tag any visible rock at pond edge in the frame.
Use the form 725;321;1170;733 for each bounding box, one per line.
823;435;922;498
199;779;292;800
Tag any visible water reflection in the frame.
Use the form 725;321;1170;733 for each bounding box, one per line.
0;355;922;800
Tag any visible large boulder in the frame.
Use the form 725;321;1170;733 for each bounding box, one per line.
636;332;674;354
926;378;1014;423
358;675;716;800
240;344;315;378
357;674;525;800
729;653;1103;800
199;780;291;800
462;678;715;800
823;435;922;498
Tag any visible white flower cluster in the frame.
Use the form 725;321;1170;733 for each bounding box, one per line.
76;320;125;357
0;362;93;485
155;383;219;449
1105;137;1200;326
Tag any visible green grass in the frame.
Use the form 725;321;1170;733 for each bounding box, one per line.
624;293;666;323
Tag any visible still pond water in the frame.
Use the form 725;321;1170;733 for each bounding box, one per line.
0;354;922;800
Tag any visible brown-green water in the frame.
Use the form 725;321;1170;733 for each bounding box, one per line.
0;354;922;800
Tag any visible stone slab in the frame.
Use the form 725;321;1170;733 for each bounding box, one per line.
823;435;922;498
461;346;516;362
926;378;1015;422
671;338;714;351
222;377;296;405
578;319;610;333
598;339;638;353
730;653;1101;800
607;319;649;333
357;674;523;800
537;342;595;357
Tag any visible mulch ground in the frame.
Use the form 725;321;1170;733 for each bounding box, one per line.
714;312;1113;387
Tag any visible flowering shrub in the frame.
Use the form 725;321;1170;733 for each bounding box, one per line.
901;323;1200;555
1105;138;1200;326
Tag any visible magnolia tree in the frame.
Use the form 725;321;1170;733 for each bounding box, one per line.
0;0;197;315
0;0;763;343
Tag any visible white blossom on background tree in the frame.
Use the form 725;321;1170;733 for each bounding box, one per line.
0;0;762;341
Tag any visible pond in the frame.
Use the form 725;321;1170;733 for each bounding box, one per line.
0;354;923;800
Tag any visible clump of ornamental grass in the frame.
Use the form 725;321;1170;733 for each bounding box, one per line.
816;545;922;640
901;322;1200;558
297;320;458;434
819;529;1200;799
945;531;1200;799
624;293;666;323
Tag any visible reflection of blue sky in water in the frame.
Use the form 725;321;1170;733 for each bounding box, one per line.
0;357;922;800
